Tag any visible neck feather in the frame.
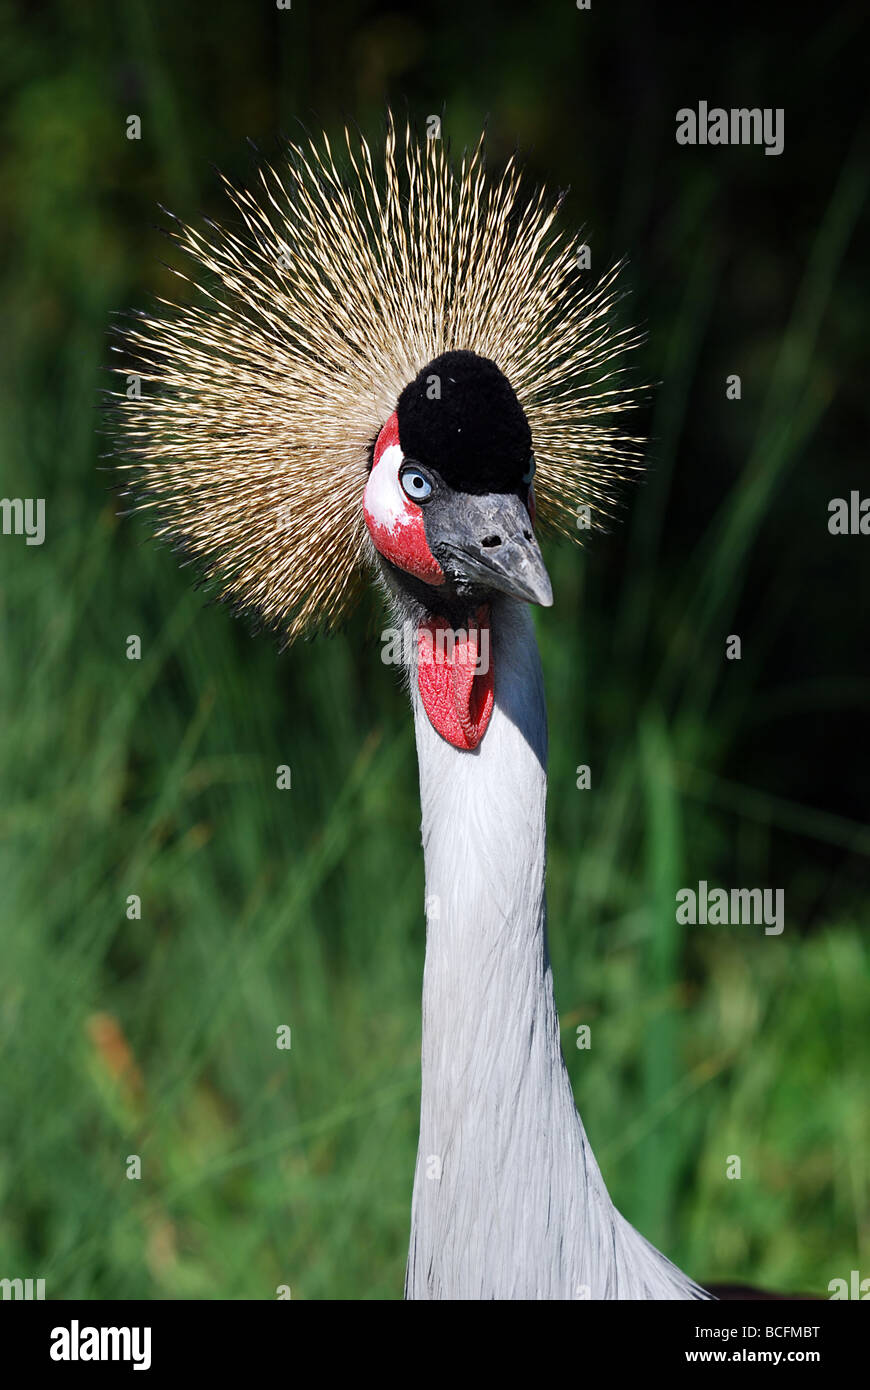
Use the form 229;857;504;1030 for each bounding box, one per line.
401;595;706;1300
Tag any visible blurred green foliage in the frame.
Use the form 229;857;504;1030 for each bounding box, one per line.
0;0;867;1298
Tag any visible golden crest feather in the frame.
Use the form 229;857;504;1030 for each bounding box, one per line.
112;112;643;640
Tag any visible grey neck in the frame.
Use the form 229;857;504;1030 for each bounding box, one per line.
401;594;707;1300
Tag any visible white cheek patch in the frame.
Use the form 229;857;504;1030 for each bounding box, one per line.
364;443;408;535
364;431;445;585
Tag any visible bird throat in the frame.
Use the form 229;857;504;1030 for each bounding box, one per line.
416;606;494;750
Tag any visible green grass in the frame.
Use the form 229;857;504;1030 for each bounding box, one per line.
1;3;867;1300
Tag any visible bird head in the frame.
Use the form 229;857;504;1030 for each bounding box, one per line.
362;350;553;749
364;350;552;612
111;116;642;751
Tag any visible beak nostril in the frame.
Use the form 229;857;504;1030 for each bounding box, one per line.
480;534;501;548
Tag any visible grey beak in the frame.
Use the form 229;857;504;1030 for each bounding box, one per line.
436;491;553;608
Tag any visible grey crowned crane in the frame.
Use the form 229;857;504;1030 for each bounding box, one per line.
113;114;710;1300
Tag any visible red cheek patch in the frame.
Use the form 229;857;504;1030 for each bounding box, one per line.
365;500;444;584
417;607;494;750
364;412;444;586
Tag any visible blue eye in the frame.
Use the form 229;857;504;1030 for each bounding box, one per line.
522;454;536;487
400;464;433;502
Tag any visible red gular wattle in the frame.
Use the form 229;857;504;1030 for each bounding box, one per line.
363;412;445;585
416;608;494;750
